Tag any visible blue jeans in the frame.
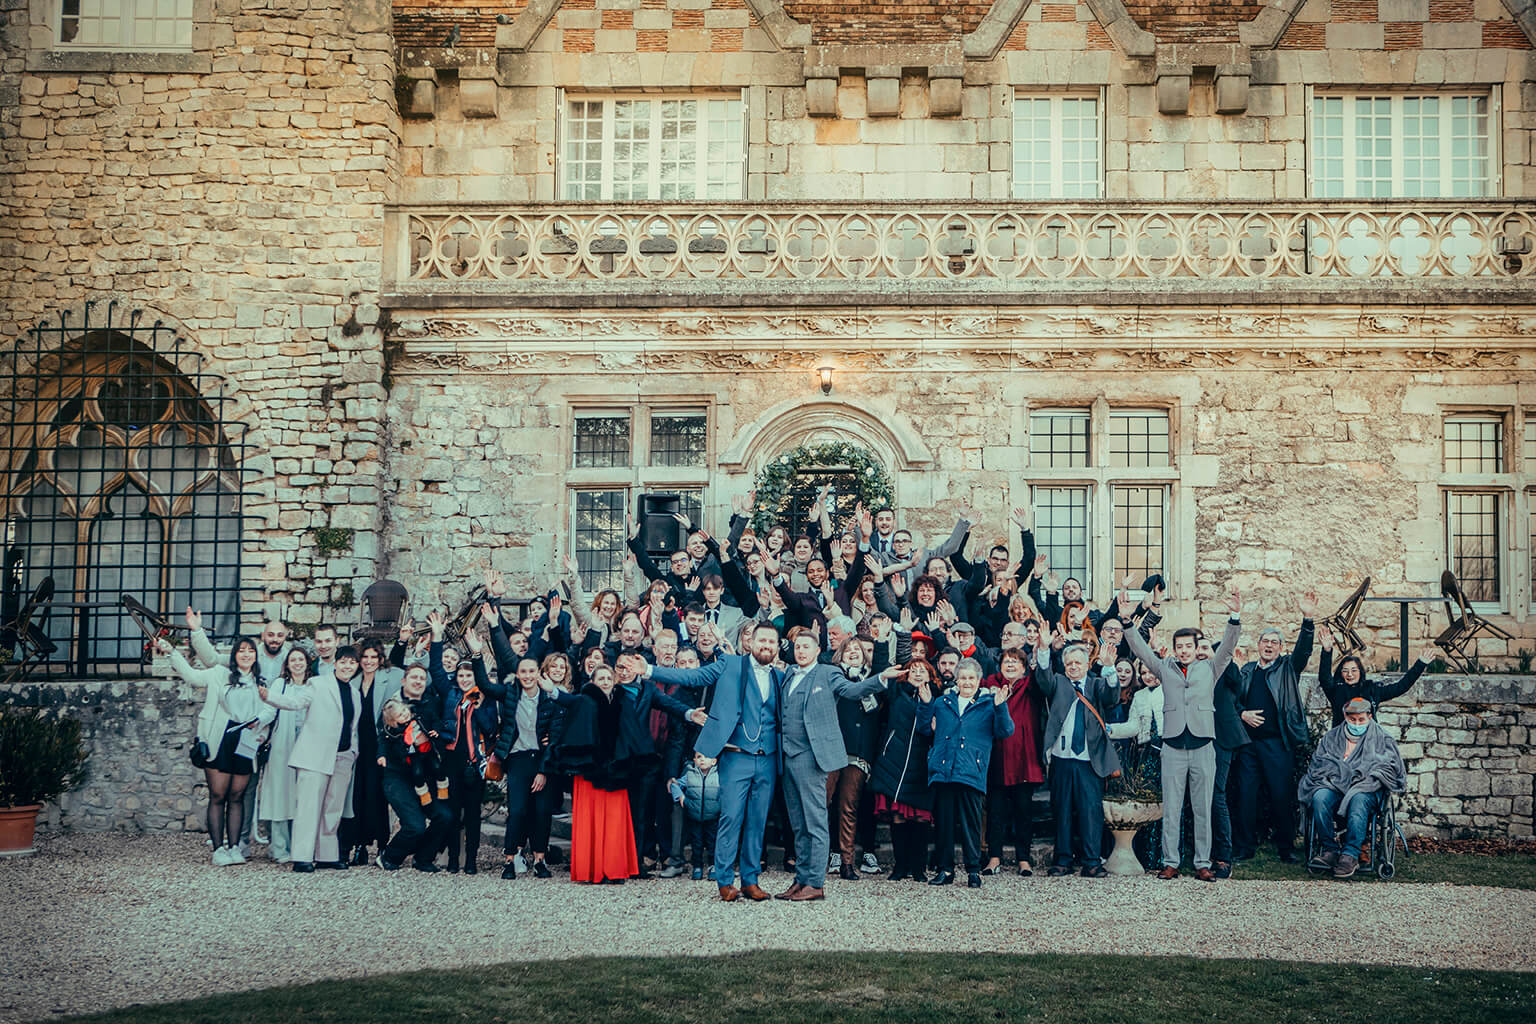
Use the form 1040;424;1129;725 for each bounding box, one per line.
1211;745;1234;863
1310;788;1383;858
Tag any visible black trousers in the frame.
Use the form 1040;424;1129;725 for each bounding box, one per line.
890;819;931;876
501;750;550;856
628;764;661;864
446;757;485;869
647;769;676;862
985;781;1038;863
381;769;452;868
1049;758;1105;867
1234;736;1297;856
931;783;985;873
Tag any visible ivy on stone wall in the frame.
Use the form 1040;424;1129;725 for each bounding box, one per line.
750;442;894;533
311;527;354;558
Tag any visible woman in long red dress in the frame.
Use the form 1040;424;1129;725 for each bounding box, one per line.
551;664;656;884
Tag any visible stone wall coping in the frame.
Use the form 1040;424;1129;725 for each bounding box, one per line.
24;50;213;74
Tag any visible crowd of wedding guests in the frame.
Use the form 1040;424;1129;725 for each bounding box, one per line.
160;488;1427;896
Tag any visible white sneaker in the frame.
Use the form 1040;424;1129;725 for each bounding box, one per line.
860;852;881;873
226;846;247;864
512;851;528;874
211;846;233;866
254;827;270;845
828;852;841;871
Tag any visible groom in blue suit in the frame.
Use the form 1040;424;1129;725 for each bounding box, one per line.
639;621;785;902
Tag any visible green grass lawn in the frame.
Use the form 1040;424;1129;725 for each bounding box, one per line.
1226;845;1536;889
60;953;1536;1024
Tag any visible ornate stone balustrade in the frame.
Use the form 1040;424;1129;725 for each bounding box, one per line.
384;200;1536;308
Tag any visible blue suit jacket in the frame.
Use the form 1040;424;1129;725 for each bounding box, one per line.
652;655;785;761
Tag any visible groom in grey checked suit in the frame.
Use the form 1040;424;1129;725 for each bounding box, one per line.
775;629;888;901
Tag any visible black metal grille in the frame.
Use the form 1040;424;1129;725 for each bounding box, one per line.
1030;411;1090;468
1443;417;1502;473
573;414;630;468
573;489;627;593
1113;485;1165;582
777;469;861;539
1108;411;1171;468
1;301;251;676
650;413;706;467
1445;491;1499;603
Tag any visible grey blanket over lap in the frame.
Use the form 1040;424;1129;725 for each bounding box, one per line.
1297;720;1407;808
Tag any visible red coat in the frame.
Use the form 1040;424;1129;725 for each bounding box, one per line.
985;671;1046;786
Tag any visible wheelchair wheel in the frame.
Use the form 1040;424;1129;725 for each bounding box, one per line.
1377;858;1395;880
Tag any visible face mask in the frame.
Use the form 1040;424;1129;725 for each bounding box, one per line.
1345;721;1368;737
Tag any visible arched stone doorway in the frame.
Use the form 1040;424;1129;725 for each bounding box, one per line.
755;439;894;534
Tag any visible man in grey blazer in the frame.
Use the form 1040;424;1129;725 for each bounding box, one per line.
1033;634;1122;877
1123;584;1242;881
259;647;364;873
775;630;889;901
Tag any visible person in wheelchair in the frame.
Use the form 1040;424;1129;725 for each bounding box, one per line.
1298;697;1406;879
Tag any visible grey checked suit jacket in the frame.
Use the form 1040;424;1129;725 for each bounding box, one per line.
779;663;885;773
1124;617;1241;741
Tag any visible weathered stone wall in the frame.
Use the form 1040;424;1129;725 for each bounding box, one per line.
395;0;1536;202
1372;676;1536;839
0;0;403;629
380;317;1536;665
7;673;1529;837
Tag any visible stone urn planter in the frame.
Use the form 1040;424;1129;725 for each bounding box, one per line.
0;708;89;858
1101;799;1162;876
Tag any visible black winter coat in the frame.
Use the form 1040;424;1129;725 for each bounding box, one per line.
548;683;659;791
868;684;934;812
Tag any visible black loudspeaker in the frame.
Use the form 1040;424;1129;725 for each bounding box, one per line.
638;493;684;557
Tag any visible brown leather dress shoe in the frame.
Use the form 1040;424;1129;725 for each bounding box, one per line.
775;882;805;900
718;885;741;902
1195;868;1216;882
1157;866;1179;880
740;883;772;901
788;886;825;901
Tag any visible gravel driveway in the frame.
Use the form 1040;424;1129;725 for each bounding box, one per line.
2;833;1531;1023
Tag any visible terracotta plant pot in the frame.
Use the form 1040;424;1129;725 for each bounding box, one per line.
0;804;42;858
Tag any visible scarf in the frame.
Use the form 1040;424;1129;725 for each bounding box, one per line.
337;676;355;752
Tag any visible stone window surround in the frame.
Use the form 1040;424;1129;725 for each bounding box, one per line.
564;394;715;571
1305;86;1503;200
24;0;214;75
1022;395;1190;604
1436;398;1534;617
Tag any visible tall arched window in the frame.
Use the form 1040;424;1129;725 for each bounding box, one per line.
1;321;245;675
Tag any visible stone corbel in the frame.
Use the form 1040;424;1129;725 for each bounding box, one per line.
1156;70;1190;115
1214;62;1251;115
866;65;901;118
929;65;963;118
805;65;839;118
460;66;498;119
401;66;436;119
495;0;562;52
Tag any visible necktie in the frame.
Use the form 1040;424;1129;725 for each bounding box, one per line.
815;591;826;610
1070;685;1086;755
337;678;355;753
707;608;719;624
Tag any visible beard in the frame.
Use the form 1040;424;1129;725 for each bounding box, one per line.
751;648;777;666
263;640;285;655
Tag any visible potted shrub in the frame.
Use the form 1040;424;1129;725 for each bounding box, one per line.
0;707;90;856
1101;728;1162;876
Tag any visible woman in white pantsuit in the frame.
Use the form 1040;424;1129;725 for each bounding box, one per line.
257;647;313;863
260;645;363;872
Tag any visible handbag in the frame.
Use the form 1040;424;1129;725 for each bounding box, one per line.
1072;686;1122;779
256;709;277;769
483;754;504;782
189;738;212;769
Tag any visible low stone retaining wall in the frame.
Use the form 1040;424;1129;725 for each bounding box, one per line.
3;674;1533;839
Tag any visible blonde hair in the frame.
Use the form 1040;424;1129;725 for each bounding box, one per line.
380;698;411;725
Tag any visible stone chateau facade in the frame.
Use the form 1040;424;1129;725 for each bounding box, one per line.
1;0;1535;835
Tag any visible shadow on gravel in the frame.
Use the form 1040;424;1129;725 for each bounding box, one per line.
53;952;1536;1024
